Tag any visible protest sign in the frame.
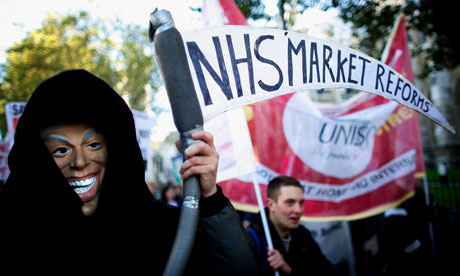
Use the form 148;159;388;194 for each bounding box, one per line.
5;102;27;141
131;109;155;174
302;220;355;275
182;26;454;134
0;102;27;181
201;0;256;183
218;14;426;220
220;92;422;220
204;108;256;182
0;141;9;181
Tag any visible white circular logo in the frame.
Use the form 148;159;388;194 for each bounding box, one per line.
282;93;393;179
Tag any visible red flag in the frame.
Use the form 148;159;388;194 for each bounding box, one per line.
381;14;414;82
217;13;426;219
202;0;248;26
221;93;423;219
381;13;425;177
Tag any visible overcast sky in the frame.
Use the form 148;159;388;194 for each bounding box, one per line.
0;0;207;63
0;0;345;141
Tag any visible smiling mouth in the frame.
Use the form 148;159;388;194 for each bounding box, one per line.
68;176;96;194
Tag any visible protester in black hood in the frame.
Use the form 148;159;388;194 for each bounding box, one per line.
0;69;257;274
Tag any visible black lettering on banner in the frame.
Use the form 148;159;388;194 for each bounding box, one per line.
423;101;431;112
138;129;150;138
370;172;382;184
186;38;233;106
336;50;347;83
309;42;321;83
416;96;425;110
355;125;367;147
319;123;336;143
315;187;347;199
304;185;315;195
386;70;395;94
401;83;411;101
319;122;376;147
335;125;353;145
226;34;255;97
254;35;283;92
351;179;368;190
370;155;415;184
13;105;19;115
395;77;404;97
358;56;371;86
347;53;358;84
287;38;307;86
410;89;419;106
322;44;335;83
256;167;277;183
12;104;25;116
375;64;385;92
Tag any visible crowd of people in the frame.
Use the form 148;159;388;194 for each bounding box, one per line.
0;69;454;275
0;69;337;275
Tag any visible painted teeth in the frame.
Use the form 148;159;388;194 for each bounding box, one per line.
68;176;96;194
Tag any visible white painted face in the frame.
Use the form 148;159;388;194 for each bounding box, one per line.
40;123;107;216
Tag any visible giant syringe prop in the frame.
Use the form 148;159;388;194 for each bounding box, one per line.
149;9;203;276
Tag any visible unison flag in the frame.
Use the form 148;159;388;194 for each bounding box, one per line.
217;13;425;220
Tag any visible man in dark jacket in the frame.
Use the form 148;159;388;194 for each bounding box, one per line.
248;176;336;275
0;69;257;275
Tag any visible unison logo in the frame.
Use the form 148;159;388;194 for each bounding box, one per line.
318;122;378;148
283;93;394;179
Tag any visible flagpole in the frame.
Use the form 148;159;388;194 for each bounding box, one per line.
381;11;437;256
251;172;280;276
422;175;436;257
202;2;279;273
383;12;437;258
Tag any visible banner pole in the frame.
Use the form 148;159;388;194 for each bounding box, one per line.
422;175;436;257
251;172;280;276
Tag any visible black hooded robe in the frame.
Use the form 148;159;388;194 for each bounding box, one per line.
0;69;257;275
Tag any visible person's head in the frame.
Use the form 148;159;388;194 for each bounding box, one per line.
162;182;176;202
6;69;152;220
40;123;107;216
175;184;182;195
266;176;304;236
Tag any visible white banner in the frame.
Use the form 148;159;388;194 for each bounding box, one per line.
0;141;9;181
131;109;155;175
283;92;398;178
204;107;256;183
299;149;416;203
201;1;257;184
236;148;415;204
5;102;27;141
182;26;454;134
302;220;356;276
